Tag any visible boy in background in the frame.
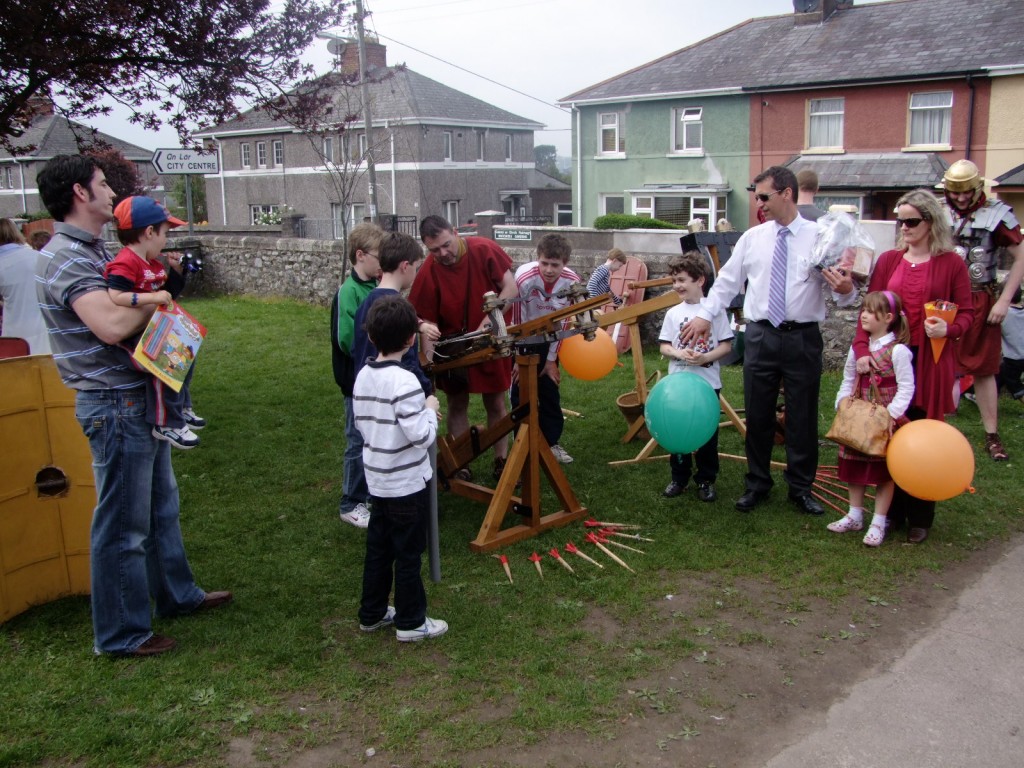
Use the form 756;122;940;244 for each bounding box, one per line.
658;252;733;502
331;223;383;528
354;294;446;642
586;247;631;308
351;232;438;393
107;196;204;449
511;233;582;465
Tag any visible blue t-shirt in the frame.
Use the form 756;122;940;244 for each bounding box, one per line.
352;287;432;394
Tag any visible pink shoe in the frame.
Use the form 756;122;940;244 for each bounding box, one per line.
863;523;885;547
827;514;863;533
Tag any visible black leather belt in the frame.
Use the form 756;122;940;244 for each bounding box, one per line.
752;319;817;332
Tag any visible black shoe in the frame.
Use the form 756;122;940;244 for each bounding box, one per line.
735;489;768;512
663;481;686;498
697;482;717;503
789;493;824;516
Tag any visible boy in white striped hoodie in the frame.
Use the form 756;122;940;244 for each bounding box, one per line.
353;294;446;642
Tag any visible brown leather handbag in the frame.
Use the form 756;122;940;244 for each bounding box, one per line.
826;376;892;457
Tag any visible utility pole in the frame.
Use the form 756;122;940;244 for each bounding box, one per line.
354;0;378;224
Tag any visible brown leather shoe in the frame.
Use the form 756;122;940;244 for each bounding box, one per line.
195;590;233;612
907;527;929;544
127;634;176;657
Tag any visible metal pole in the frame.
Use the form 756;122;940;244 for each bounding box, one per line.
355;0;379;224
185;176;195;236
428;440;441;583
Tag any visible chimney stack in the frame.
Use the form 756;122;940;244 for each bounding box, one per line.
333;38;387;75
794;0;852;25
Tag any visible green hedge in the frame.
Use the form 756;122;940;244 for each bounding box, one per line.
592;213;683;230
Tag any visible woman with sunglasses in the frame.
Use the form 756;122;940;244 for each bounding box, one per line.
852;188;972;544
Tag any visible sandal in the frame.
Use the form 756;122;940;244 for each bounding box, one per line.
985;433;1009;462
827;514;863;533
863;523;885;547
453;467;473;482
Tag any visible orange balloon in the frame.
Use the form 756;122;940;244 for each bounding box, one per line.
560;329;617;381
886;419;974;501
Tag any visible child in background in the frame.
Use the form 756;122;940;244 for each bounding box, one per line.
354;294;446;642
331;223;384;528
827;291;915;547
351;232;438;394
512;233;583;465
107;196;204;449
999;288;1024;403
586;247;631;308
658;252;733;503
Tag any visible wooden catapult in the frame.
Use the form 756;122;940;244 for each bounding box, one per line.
427;287;678;552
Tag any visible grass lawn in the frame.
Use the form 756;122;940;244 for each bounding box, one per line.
1;296;1021;767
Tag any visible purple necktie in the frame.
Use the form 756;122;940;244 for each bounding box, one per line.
767;226;790;327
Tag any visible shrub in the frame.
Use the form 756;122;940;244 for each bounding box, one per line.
593;213;683;230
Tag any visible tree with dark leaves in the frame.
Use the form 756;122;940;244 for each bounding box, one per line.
0;0;348;153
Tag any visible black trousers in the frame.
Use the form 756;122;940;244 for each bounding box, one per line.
670;387;721;485
887;403;937;531
742;321;821;495
510;344;564;448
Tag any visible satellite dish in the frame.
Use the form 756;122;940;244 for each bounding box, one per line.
327;38;349;56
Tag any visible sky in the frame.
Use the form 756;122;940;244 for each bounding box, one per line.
85;0;889;159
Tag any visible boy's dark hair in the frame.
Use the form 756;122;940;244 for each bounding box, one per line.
537;232;572;263
365;294;418;355
668;251;709;282
419;215;453;241
116;221;169;246
378;231;424;272
37;155;100;222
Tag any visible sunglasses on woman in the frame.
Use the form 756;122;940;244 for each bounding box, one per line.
895;217;925;228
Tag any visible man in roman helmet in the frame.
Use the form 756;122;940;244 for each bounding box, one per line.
941;159;1024;461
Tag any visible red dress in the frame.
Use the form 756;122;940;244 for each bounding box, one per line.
853;249;972;420
408;237;513;394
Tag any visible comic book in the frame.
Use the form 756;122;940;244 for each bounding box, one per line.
132;302;206;392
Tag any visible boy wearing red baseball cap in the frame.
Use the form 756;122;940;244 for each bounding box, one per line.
106;196;204;449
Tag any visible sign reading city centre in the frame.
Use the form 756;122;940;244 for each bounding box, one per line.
151;148;220;175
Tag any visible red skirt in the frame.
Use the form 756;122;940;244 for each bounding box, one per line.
837;452;891;486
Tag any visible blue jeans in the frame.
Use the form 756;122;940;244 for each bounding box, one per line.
75;389;205;654
358;487;429;631
340;395;369;514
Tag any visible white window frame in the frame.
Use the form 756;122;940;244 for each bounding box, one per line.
598;112;625;157
601;194;625;215
331;203;344;238
443;200;459;226
476;131;485;162
7;167;13;188
807;98;844;151
633;196;654;218
240;143;251;169
504;134;513;162
348;203;366;229
443;131;453;161
555;203;573;227
907;91;953;148
672;107;703;154
272;140;284;166
358;133;367;160
256;141;267;168
323;136;334;163
626;192;726;228
249;204;280;224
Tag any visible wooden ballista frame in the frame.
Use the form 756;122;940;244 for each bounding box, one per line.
429;288;680;551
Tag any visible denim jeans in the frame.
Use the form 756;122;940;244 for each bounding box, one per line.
358;487;429;631
76;389;205;654
340;395;369;514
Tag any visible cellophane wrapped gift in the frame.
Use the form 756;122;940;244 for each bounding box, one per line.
804;212;876;280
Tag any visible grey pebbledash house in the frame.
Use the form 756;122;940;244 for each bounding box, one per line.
0;98;157;220
193;39;569;234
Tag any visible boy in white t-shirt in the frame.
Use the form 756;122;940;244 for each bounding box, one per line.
658;252;734;503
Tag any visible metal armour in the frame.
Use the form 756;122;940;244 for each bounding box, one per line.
948;199;1018;288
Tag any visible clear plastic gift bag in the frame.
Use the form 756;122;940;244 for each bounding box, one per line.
804;212;876;280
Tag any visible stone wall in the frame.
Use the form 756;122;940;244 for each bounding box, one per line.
170;229;864;368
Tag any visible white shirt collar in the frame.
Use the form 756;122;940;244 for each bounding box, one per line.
868;331;896;351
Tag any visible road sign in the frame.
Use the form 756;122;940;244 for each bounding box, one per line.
151;148;220;175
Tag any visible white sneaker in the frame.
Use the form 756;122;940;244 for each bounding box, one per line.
183;407;206;429
550;444;573;464
340;503;371;529
152;425;200;449
359;606;396;632
396;617;448;642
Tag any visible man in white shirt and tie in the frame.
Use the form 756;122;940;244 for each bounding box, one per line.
682;166;856;516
